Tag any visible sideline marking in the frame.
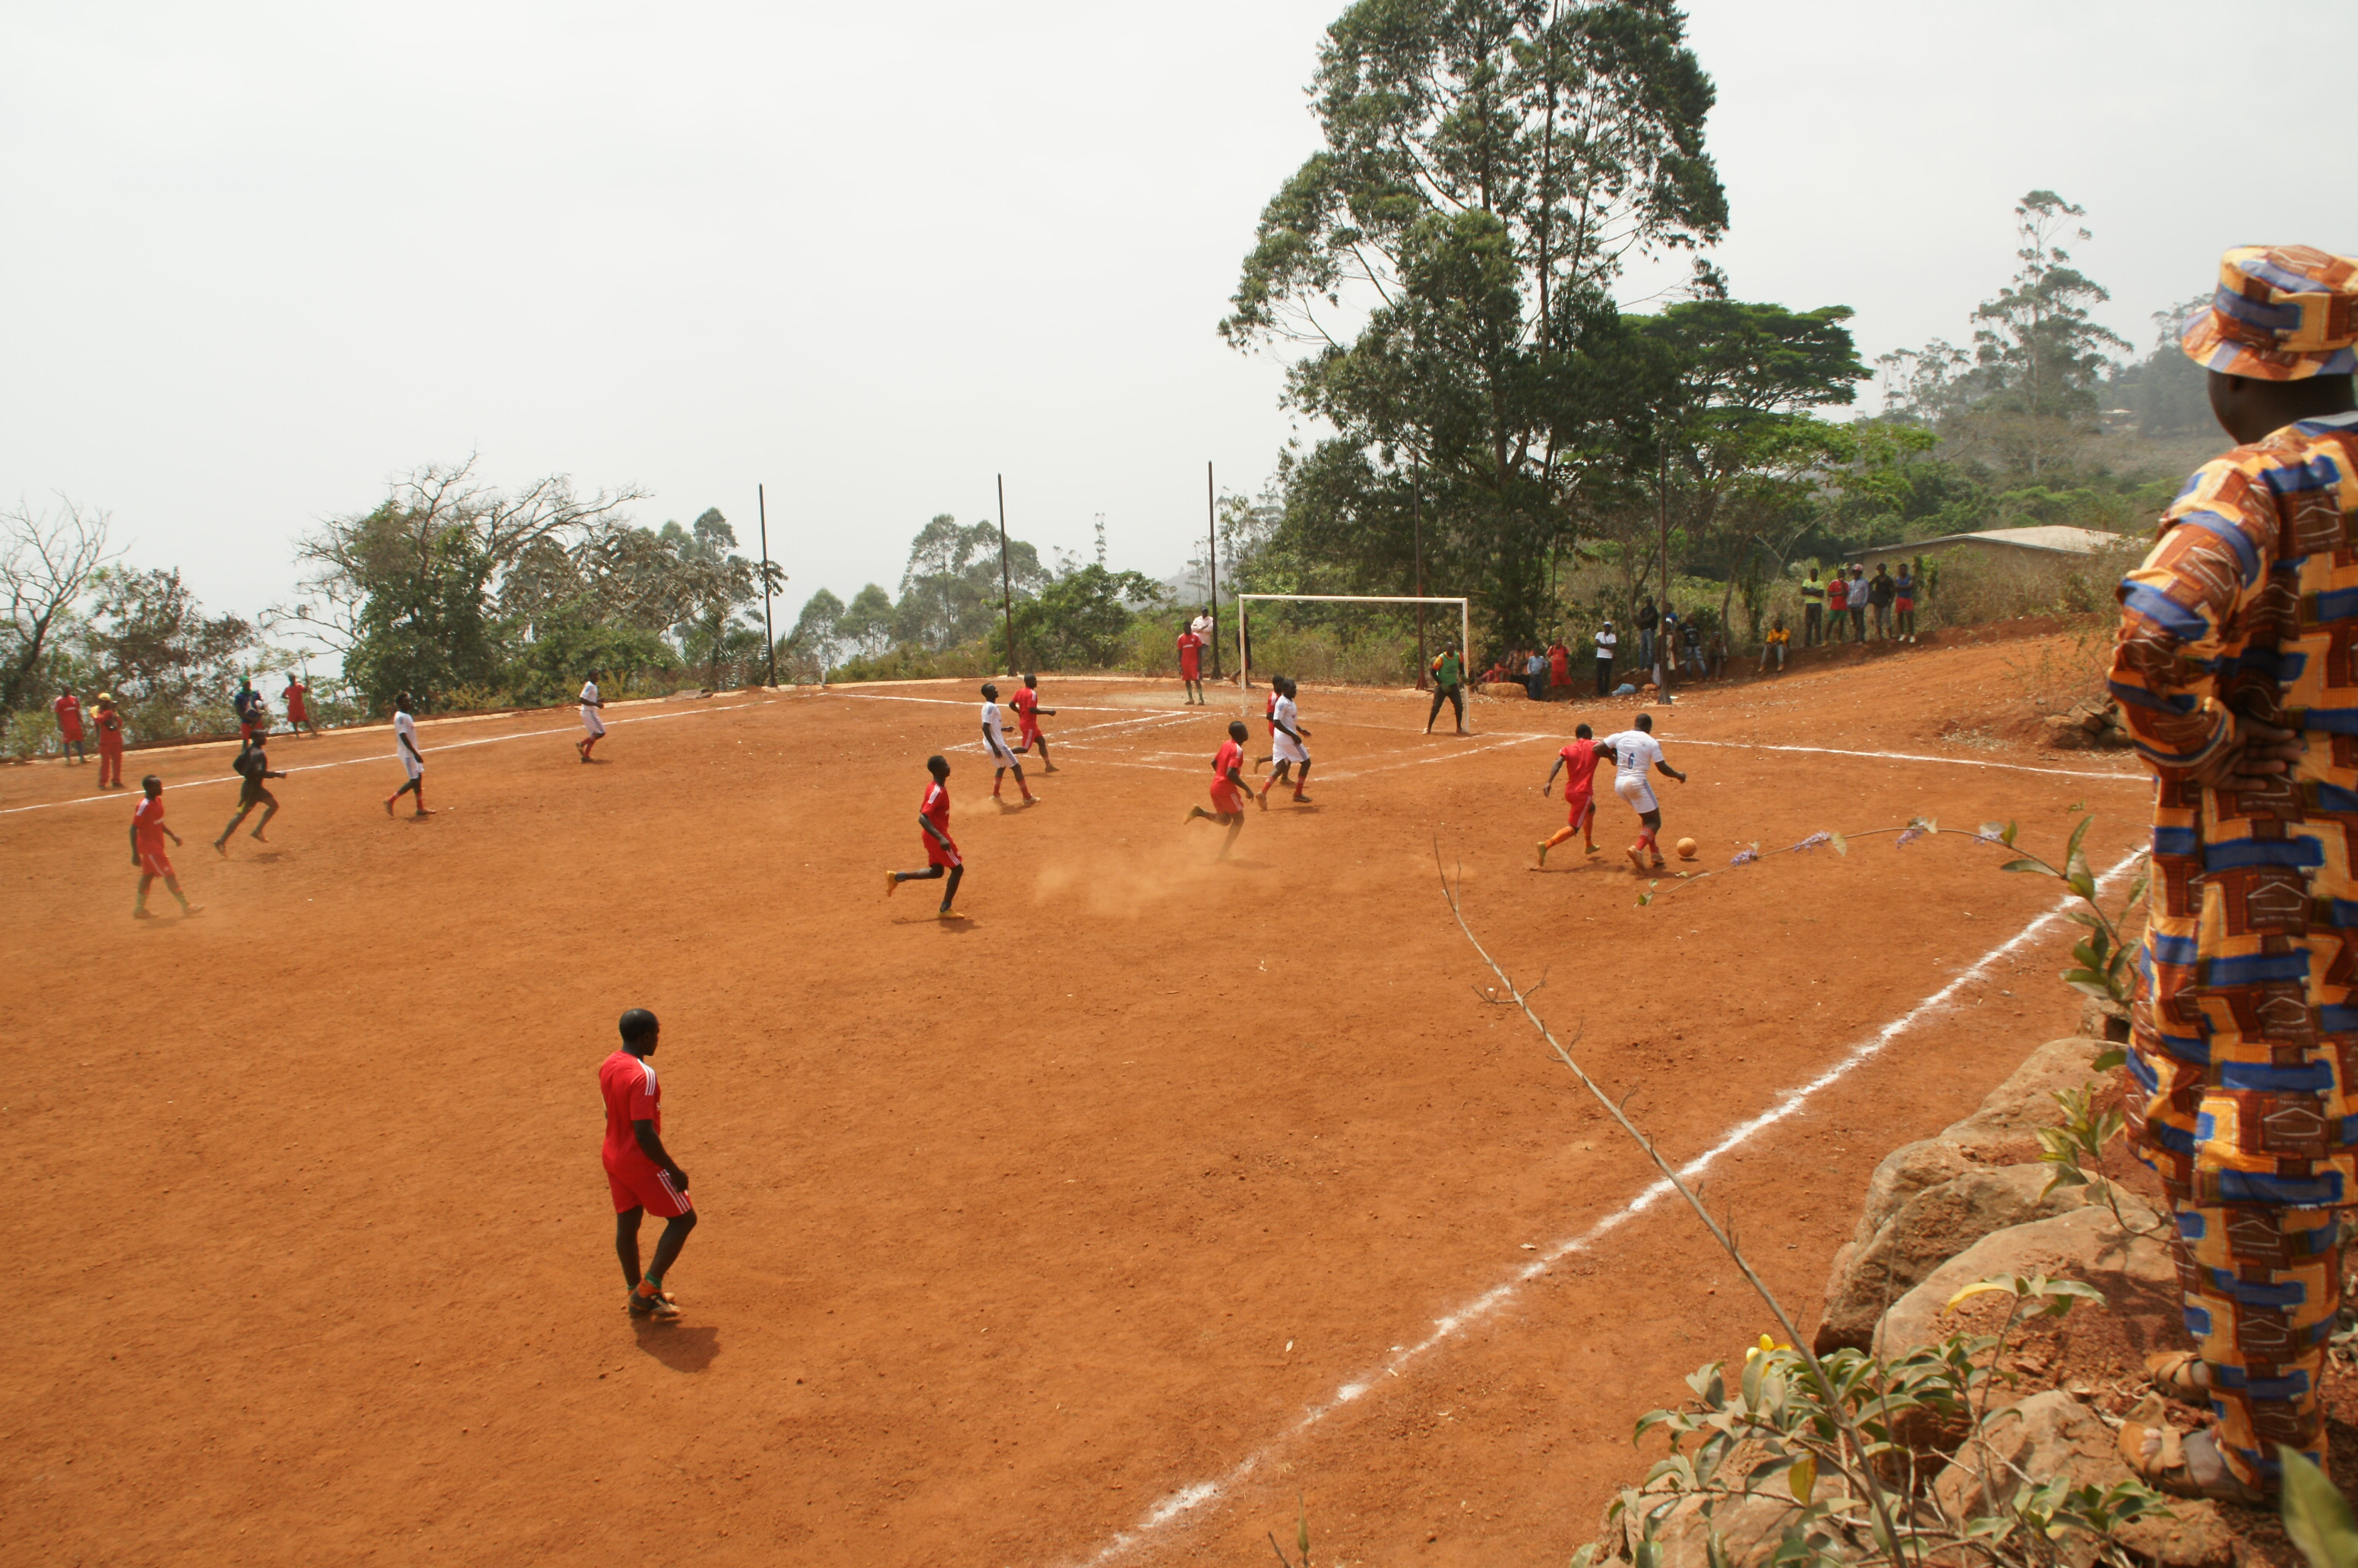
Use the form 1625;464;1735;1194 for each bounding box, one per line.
0;699;767;817
1674;737;2145;782
1073;847;2145;1566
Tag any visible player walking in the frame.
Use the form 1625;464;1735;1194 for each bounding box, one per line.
1184;719;1253;858
978;684;1035;804
383;692;432;817
1601;713;1687;872
131;775;201;918
577;670;607;763
1261;676;1311;805
601;1008;696;1322
283;673;315;737
885;754;964;916
1008;674;1057;772
213;732;286;852
1538;722;1607;863
93;693;125;789
1177;626;1207;704
52;688;87;765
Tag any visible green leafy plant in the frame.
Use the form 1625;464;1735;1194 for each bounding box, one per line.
2277;1446;2358;1568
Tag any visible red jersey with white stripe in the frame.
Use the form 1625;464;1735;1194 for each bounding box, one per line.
52;694;83;739
599;1050;663;1173
921;779;959;867
1558;738;1602;801
1213;739;1242;780
1009;688;1040;735
1264;691;1277;732
133;795;169;855
1177;632;1203;678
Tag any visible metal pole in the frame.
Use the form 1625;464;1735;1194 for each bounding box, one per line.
997;474;1017;676
1657;432;1674;701
1206;460;1221;681
757;483;776;688
1414;455;1427;688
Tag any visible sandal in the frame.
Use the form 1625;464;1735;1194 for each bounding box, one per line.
2145;1349;2210;1399
2118;1396;2269;1505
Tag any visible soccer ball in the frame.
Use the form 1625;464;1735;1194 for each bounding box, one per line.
1675;836;1699;860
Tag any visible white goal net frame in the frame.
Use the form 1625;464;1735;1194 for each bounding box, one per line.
1234;592;1473;694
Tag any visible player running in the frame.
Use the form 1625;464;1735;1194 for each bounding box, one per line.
232;678;267;743
131;774;201;918
383;692;432;817
1538;722;1607;863
1008;673;1057;772
885;754;964;917
577;670;607;763
1261;676;1312;805
600;1008;696;1323
1177;626;1207;704
93;693;125;789
978;683;1035;805
1601;713;1687;872
52;688;87;765
1184;719;1254;858
213;732;286;852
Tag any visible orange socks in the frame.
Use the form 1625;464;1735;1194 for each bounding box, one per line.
1544;827;1576;849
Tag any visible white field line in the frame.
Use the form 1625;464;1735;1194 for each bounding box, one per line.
1674;738;2145;782
1071;846;2145;1568
0;699;768;817
835;692;1199;719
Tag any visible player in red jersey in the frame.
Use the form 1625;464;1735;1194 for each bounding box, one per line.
1252;684;1277;767
52;688;87;765
93;693;125;789
1007;673;1057;773
884;754;963;916
1183;720;1253;858
602;1008;696;1322
282;673;315;737
1537;722;1608;864
1177;628;1206;704
130;774;201;918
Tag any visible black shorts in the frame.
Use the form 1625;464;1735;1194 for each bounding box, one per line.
239;779;276;808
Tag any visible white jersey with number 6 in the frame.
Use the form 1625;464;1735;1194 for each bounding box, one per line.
981;701;1018;763
1604;729;1663;813
1272;694;1307;764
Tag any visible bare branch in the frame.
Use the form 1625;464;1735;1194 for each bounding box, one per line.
1;495;119;708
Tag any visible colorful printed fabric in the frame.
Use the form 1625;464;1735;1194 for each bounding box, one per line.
2182;245;2358;382
2112;415;2358;1209
2164;1181;2341;1484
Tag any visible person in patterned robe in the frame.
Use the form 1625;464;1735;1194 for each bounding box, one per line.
2109;245;2358;1503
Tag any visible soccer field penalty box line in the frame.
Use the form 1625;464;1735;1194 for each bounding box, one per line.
1233;593;1472;693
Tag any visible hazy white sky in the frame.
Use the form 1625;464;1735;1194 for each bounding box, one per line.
5;1;2353;640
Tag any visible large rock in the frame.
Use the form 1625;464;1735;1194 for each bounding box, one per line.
1847;1139;1974;1253
1942;1037;2107;1162
1478;681;1528;699
1814;1164;2090;1355
1873;1200;2176;1359
1598;1461;1862;1568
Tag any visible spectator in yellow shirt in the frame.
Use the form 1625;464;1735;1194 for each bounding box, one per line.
1759;617;1792;673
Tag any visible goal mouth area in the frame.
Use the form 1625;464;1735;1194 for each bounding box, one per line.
1233;593;1472;696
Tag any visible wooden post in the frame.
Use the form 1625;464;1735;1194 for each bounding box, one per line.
757;483;776;688
997;474;1016;677
1414;455;1428;688
1206;461;1221;681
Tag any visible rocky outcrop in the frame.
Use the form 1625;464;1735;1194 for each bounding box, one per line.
1941;1035;2105;1162
1872;1200;2176;1359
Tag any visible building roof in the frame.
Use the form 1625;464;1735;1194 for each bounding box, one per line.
1862;525;2132;558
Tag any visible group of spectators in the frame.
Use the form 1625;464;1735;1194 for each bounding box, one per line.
1797;561;1920;647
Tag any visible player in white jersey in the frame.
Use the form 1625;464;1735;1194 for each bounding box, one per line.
382;691;433;817
577;669;608;763
978;683;1035;805
1260;675;1313;805
1600;712;1684;871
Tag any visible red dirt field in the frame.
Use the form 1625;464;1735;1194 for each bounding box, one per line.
3;635;2157;1566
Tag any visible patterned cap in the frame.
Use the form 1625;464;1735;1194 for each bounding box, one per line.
2181;245;2358;380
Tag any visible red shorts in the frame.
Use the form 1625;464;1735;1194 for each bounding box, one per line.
1018;722;1042;744
139;849;174;877
1210;782;1244;814
925;833;962;869
605;1156;694;1218
1564;791;1593;826
1181;663;1201;681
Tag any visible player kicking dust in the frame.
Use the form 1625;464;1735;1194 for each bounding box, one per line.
601;1008;696;1323
1260;676;1311;805
885;754;964;918
1601;713;1686;872
978;684;1036;805
1184;719;1253;858
1537;722;1606;863
1008;673;1057;772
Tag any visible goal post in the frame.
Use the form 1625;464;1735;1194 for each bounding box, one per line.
1234;590;1473;696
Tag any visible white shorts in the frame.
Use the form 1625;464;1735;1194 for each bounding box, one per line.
582;707;605;738
988;742;1022;769
1273;732;1307;766
400;754;424;780
1614;773;1658;815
